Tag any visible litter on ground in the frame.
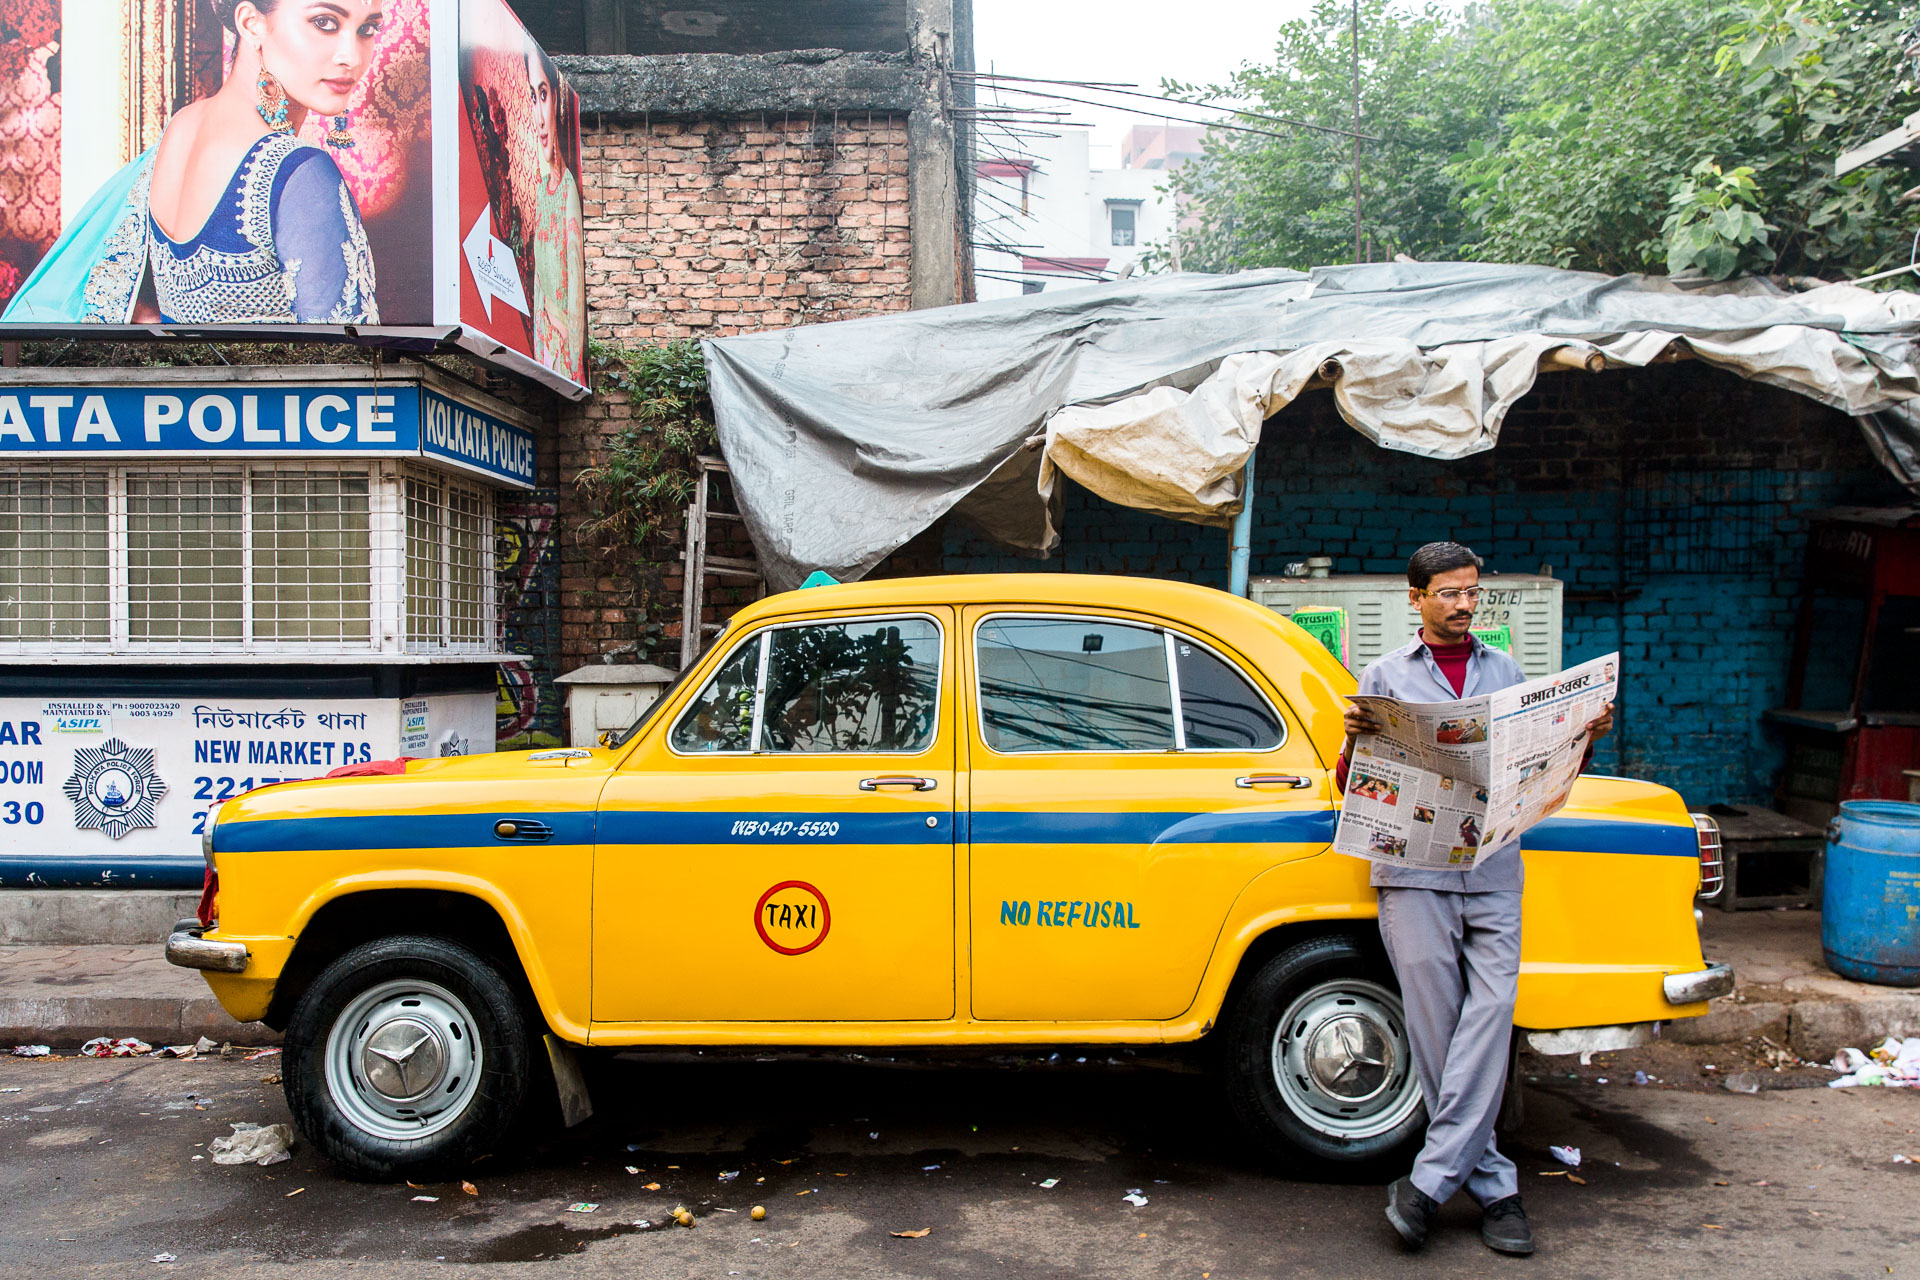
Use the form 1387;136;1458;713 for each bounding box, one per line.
11;1045;50;1057
567;1203;598;1214
208;1122;294;1166
1123;1190;1149;1207
1829;1038;1920;1089
412;1196;438;1203
1038;1178;1059;1189
1550;1146;1582;1168
891;1228;932;1238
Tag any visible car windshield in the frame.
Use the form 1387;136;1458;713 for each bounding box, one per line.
605;646;708;748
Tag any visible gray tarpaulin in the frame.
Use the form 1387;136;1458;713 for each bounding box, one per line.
702;261;1920;590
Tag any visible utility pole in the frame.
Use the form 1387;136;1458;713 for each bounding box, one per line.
1352;0;1362;263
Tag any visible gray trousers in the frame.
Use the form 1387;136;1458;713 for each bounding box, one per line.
1377;886;1522;1207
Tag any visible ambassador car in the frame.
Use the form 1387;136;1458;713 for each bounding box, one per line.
167;574;1731;1178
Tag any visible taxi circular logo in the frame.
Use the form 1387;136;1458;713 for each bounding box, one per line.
754;880;831;956
62;738;167;841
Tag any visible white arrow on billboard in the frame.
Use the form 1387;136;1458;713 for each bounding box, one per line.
463;205;530;322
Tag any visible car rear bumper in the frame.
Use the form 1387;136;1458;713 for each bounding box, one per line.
165;923;249;974
1662;962;1734;1005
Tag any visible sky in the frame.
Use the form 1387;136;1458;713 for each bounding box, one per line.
970;0;1322;166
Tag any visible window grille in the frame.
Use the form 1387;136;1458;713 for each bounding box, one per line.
126;471;244;643
0;463;497;658
252;470;373;645
0;469;111;644
404;467;495;654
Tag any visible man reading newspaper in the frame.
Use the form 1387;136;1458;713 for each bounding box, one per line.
1334;543;1613;1258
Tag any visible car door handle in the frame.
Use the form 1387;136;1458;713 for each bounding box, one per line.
1236;774;1313;789
859;775;938;791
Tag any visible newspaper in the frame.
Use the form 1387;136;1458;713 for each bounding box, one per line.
1334;653;1618;870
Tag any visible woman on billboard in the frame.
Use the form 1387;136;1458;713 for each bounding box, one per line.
3;0;381;326
526;43;581;379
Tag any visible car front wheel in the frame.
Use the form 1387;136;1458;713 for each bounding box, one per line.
284;935;533;1179
1223;933;1426;1169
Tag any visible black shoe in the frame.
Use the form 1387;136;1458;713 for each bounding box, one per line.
1385;1177;1439;1249
1481;1194;1535;1255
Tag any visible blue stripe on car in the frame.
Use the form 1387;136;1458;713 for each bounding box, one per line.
217;808;1694;856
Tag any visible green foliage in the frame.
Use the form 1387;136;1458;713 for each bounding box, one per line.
1661;160;1777;277
573;337;718;663
1160;0;1920;282
1153;0;1508;271
575;337;716;554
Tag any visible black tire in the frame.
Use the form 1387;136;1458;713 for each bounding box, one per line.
284;935;533;1180
1222;933;1426;1169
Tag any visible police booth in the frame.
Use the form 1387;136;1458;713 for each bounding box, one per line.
0;0;588;893
0;364;538;887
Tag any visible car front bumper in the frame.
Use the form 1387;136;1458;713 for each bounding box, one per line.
1662;962;1734;1005
164;922;249;974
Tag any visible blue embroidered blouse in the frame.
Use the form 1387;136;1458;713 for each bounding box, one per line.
144;133;378;325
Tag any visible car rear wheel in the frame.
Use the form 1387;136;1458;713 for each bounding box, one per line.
285;935;532;1180
1223;933;1425;1168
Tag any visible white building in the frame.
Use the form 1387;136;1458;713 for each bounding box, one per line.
973;124;1201;300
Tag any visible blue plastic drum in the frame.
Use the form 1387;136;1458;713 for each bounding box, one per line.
1822;800;1920;987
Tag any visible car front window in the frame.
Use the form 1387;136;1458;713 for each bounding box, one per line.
668;634;762;753
758;618;941;753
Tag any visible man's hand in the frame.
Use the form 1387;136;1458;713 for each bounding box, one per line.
1344;702;1385;740
1581;701;1615;744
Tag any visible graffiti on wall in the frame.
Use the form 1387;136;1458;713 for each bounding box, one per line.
496;489;561;749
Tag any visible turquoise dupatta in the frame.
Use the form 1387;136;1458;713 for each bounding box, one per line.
2;147;155;324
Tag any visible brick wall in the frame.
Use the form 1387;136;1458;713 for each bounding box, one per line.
581;114;911;340
556;113;914;675
923;363;1910;807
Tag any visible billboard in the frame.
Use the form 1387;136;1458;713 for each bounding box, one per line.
456;0;585;389
0;0;585;398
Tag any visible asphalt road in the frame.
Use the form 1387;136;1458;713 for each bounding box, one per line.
3;1042;1918;1279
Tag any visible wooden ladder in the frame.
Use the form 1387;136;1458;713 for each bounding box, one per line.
679;455;763;669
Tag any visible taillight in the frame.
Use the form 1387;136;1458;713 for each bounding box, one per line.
1690;812;1723;899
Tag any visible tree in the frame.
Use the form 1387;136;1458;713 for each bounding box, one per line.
1159;0;1920;282
1154;0;1511;271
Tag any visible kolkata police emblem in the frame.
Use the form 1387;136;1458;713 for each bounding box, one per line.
63;738;167;841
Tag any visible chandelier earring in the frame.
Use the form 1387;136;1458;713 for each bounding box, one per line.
255;58;293;134
326;110;354;150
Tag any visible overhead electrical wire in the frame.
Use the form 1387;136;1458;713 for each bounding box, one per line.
951;71;1382;144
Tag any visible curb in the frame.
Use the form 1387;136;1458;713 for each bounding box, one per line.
1664;992;1920;1059
0;995;278;1050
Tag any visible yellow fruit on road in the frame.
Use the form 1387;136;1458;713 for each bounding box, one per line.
751;1205;766;1221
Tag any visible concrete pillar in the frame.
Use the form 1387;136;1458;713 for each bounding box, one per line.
908;0;960;310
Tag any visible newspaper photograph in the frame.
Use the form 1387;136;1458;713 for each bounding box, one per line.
1334;653;1618;870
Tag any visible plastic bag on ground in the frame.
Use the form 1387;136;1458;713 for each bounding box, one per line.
10;1045;49;1057
1828;1037;1920;1089
80;1037;152;1058
208;1122;295;1166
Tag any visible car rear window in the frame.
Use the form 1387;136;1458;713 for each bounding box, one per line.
976;617;1175;752
1173;637;1284;750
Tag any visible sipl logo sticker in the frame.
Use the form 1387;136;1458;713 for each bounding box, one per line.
754;880;831;955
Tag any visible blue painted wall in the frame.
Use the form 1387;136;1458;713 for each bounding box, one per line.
895;365;1909;808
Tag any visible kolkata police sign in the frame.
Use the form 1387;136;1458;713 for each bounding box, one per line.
0;384;534;489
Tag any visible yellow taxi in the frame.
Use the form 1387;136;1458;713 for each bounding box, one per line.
167;574;1731;1178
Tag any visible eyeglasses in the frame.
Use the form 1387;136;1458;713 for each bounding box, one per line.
1422;587;1484;604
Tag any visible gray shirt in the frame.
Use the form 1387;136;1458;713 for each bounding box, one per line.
1347;633;1527;894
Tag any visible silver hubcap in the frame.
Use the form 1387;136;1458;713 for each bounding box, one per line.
1272;978;1422;1140
324;979;483;1142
